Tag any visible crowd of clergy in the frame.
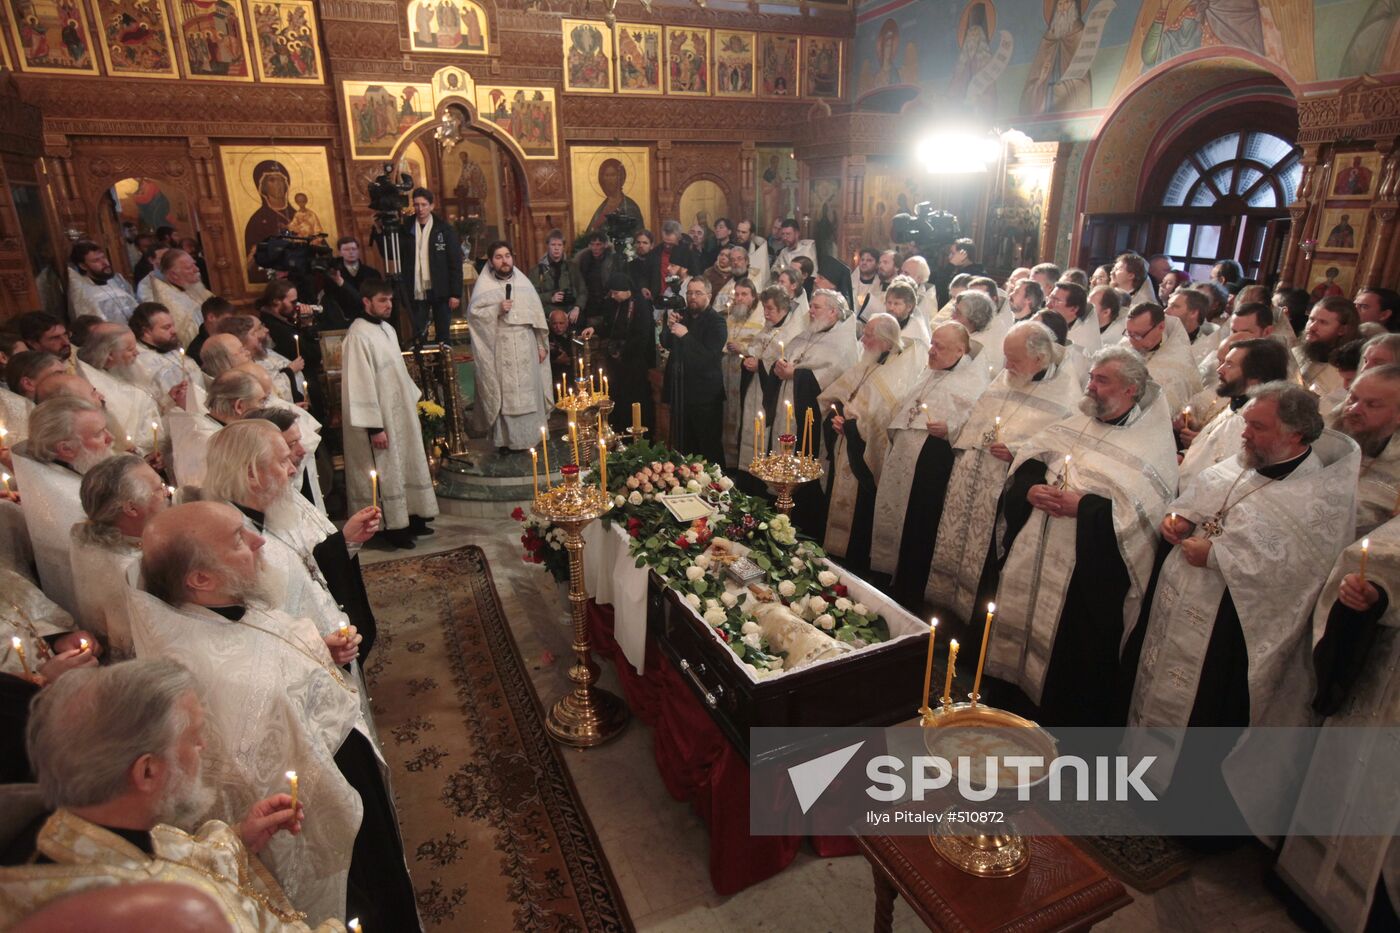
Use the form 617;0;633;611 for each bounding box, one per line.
2;206;1400;930
0;230;437;929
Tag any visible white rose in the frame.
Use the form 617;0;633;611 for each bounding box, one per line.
853;602;870;616
817;570;838;587
777;580;796;598
684;529;699;543
758;522;768;530
720;592;738;608
742;632;762;650
685;565;705;581
835;597;852;612
628;491;643;505
695;553;712;570
684;593;702;609
741;620;760;635
706;598;720;611
790;557;805;573
718;477;734;491
614;495;626;507
695;471;711;485
807;595;828;614
816;613;835;630
687;479;701;492
549;540;562;550
703;608;727;627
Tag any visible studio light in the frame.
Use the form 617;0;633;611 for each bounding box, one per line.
915;126;1025;175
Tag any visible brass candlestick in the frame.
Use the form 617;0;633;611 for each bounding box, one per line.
624;426;649;445
555;375;607;467
920;702;1057;877
532;466;628;747
595;397;620;452
749;433;824;514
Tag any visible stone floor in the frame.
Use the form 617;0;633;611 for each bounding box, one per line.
363;513;1305;932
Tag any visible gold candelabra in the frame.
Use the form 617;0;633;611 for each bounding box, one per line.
554;365;612;466
748;433;824;514
531;465;628;747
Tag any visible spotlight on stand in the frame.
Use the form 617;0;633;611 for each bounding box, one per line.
914;126;1005;175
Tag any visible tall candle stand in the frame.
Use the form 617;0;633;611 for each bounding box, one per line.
749;433;824;514
555;374;605;467
533;465;628;746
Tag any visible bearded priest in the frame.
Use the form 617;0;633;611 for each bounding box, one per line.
869;321;988;608
986;347;1178;726
465;240;553;454
132;502;419;930
818;312;925;571
1124;383;1359;830
926;322;1081;623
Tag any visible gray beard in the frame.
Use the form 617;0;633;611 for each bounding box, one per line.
153;758;217;831
1078;395;1108;419
108;362;142;386
1342;422;1393;459
71;447;114;475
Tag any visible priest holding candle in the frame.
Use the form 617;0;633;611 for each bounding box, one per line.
342;281;439;550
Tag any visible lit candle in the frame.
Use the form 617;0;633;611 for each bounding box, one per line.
1059;454;1072;490
10;636;30;679
348;920;361;933
993;416;1002;440
918;618;938;715
151;420;160;451
632;402;642;432
786;400;794;435
540;426;551;483
603;374;609;396
568;418;580;466
1360;537;1370;585
599;440;608;492
338;622;350;641
971;603;995;704
369;469;378;512
753;414;761;460
942;640;959;706
0;425;8;444
778;340;786;360
556;381;562;403
530;447;539;497
78;637;90;653
286;770;299;812
294;334;301;359
1;473;10;494
596;368;603;396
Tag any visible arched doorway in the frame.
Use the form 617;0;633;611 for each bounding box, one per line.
1076;54;1299;285
388;101;531;267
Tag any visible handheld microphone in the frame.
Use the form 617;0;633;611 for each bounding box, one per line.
505;283;512;300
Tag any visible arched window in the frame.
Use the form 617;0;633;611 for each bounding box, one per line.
1160;131;1301;209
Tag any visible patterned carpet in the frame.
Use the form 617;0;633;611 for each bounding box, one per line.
362;546;633;932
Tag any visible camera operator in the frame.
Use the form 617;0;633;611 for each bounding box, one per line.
530;229;585;326
576;231;616;331
376;187;462;344
319;236;383;328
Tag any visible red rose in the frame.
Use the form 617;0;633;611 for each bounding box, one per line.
675;536;690;549
511;507;526;521
834;584;849;597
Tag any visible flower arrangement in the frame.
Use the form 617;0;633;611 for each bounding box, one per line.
519;439;891;678
512;506;570;580
417;399;446;452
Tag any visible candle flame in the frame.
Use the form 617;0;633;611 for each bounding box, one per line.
10;636;20;649
950;639;959;648
1363;537;1370;550
369;469;377;480
987;602;996;613
285;770;297;781
929;617;938;632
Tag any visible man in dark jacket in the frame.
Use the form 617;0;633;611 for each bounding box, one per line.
583;271;655;434
660;276;726;462
575;232;616;331
530;228;586;325
400;187;463;344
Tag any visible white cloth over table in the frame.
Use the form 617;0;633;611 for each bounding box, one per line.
465;268;552;450
11;453;84;616
68;532;139;658
340;317;439;530
925;360;1082;620
1126;432;1360;826
988;384;1179;703
869;355;989;575
1276;516;1400;933
127;581;371;926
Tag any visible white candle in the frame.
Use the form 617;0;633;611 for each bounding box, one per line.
286;770;299;811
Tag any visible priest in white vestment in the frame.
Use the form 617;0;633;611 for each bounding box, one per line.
1179;337;1292;491
818;313;925;567
70;454;167;658
1167;288;1224;370
133;502;419;928
852;248;887;328
342;281;439;544
74;326;163;448
735;220;769;292
737;286;810;475
1113;252;1158;307
1125;385;1359;833
1277;516;1400;933
987;349;1178;726
884;277;933;351
926;322;1081;621
1334;364;1400;536
1047;281;1103;364
0;658;343;932
466;241;553;452
149;250;212;349
130;302;205;415
772;220;816;273
1;566;92;687
13;397;114;615
869;322;988;605
721;279;765;469
169;370;267;488
1122;306;1201;411
66;243;137;324
899;255;940;325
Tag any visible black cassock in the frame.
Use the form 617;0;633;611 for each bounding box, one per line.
989;460;1130;728
820;412;877;576
599;296;657;435
888;434;957;610
336;729;420;930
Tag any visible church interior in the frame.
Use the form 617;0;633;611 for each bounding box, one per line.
1;0;1399;930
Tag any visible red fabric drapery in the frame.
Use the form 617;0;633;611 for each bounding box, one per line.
586;601;856;895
